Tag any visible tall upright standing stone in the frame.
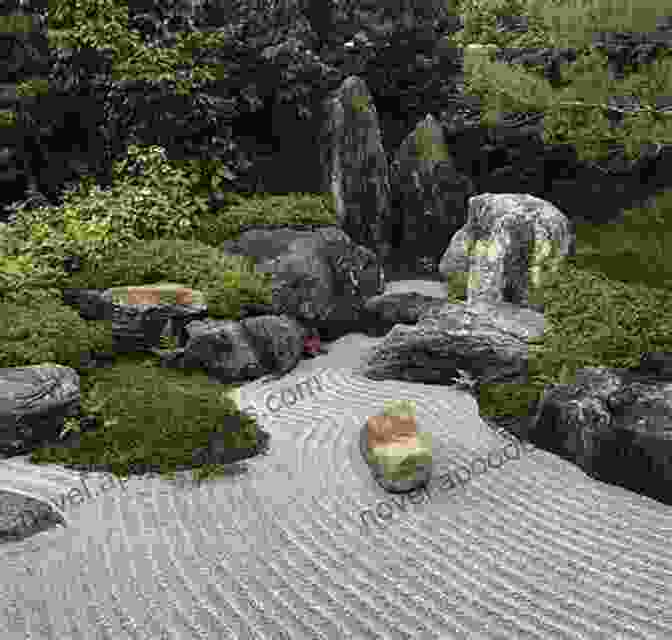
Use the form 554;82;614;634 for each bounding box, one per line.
319;75;393;262
391;113;475;272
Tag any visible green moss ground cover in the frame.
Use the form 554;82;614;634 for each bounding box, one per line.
28;353;260;485
1;141;671;484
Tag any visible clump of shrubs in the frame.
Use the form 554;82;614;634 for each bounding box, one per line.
0;295;113;369
477;256;672;422
189;191;338;243
0;142;340;482
63;236;273;319
0;143;335;301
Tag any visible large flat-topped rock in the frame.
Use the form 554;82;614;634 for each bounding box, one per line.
105;282;206;306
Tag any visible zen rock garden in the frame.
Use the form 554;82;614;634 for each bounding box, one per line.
1;69;671;507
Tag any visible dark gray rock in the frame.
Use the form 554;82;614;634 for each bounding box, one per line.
0;490;68;544
168;313;304;383
240;314;306;376
55;229;388;380
527;363;672;504
390;113;476;270
238;302;277;319
0;364;81;455
358;299;546;390
219;227;318;263
190;417;271;468
320;75;394;260
98;292;209;354
61;288;113;321
229;226;385;340
362;291;446;336
633;351;672;380
179;318;267;383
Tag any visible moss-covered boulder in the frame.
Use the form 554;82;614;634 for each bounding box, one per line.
360;399;433;493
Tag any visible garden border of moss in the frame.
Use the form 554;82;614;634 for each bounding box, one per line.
23;351;274;485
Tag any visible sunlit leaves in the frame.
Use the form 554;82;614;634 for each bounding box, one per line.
453;0;672;168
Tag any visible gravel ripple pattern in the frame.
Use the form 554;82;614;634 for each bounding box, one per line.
0;367;671;639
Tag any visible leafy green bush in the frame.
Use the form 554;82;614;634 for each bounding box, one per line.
105;146;336;245
2;182;138;280
63;236;223;290
51;144;210;249
0;297;113;369
477;257;672;420
0;251;68;306
47;0;231;95
63;236;273;320
0;108;17;128
0;143;336;303
200;268;273;319
446;0;568;51
1;144;238;278
0;200;87;300
197;191;338;241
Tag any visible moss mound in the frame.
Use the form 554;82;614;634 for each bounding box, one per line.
28;353;268;484
0;295;113;370
0;292;270;484
571;188;672;292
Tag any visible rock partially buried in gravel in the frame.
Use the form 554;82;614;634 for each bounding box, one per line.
0;490;68;544
359;400;432;493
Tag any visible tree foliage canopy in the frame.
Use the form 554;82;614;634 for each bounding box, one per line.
10;0;672;175
45;0;231;95
449;0;672;166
